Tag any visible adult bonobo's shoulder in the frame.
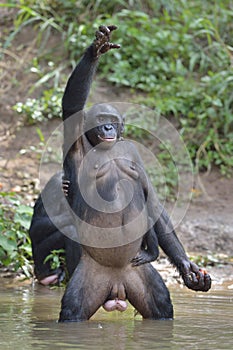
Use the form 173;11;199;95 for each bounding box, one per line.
118;139;144;162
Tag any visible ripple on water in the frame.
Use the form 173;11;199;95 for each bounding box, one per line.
0;285;232;350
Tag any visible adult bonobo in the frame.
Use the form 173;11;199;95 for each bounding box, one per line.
57;25;211;322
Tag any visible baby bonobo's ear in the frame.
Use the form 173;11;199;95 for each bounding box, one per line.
93;25;121;57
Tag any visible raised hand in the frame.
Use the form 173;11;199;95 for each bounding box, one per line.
93;25;120;57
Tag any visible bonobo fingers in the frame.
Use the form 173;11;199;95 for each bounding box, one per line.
98;25;111;36
94;24;120;57
98;25;118;36
62;178;70;196
181;260;211;292
106;25;118;32
131;252;152;266
197;268;211;292
95;30;105;40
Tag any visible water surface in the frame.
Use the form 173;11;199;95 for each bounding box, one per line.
0;281;232;350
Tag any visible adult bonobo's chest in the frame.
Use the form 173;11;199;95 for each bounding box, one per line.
76;141;148;215
72;141;149;265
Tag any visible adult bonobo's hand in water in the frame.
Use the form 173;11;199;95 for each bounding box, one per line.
181;261;211;291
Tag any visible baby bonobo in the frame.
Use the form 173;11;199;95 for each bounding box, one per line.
57;25;211;322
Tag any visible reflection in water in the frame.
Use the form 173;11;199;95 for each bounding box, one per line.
0;282;232;350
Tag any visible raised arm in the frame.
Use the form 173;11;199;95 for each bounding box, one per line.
62;25;120;120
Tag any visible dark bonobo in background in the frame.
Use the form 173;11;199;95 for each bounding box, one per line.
56;25;211;322
29;172;81;285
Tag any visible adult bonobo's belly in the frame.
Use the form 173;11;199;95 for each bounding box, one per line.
76;156;149;267
83;239;142;268
78;196;148;267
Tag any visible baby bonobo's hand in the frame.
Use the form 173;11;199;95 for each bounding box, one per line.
62;177;70;197
93;25;120;57
131;251;155;266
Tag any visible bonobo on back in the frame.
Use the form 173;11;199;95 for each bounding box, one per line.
29;25;211;322
58;25;211;322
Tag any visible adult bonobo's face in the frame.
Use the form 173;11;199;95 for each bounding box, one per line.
84;104;124;149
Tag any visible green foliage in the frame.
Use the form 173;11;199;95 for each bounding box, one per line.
95;6;233;174
2;0;233;174
44;249;65;271
13;88;63;124
43;249;67;285
147;144;179;201
0;192;33;276
190;253;232;267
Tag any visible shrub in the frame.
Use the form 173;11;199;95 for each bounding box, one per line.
2;0;233;173
0;192;33;276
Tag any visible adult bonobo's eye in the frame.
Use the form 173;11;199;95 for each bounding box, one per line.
111;117;119;123
98;116;104;124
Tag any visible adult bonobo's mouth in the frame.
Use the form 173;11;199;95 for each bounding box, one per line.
98;135;117;142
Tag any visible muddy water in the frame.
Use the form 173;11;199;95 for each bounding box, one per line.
0;281;232;350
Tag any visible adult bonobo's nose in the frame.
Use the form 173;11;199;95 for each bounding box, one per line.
104;124;113;131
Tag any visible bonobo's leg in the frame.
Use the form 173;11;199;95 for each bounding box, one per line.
124;264;173;319
59;255;111;322
31;224;81;285
65;236;82;277
31;230;65;285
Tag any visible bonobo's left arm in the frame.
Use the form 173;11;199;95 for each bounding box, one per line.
154;205;211;292
129;144;211;292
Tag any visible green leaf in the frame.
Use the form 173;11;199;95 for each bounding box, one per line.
0;235;17;253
